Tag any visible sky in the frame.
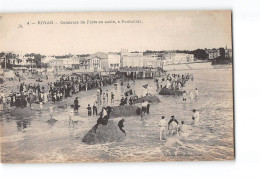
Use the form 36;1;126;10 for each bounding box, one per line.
0;11;232;55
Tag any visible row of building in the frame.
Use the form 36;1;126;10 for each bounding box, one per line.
43;50;195;72
1;46;232;72
206;46;232;60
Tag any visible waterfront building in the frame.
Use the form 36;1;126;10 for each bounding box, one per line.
206;49;220;60
80;52;108;72
108;53;121;69
62;56;80;69
143;56;163;68
120;52;143;67
163;53;194;64
49;59;63;71
225;46;232;58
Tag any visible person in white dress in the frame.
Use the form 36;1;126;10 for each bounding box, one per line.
69;109;74;126
190;91;194;101
178;121;188;135
159;116;167;141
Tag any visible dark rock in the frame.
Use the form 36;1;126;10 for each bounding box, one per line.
82;120;126;145
10;107;36;118
134;95;160;104
159;88;183;96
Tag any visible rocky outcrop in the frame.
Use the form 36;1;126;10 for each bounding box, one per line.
134;95;160;104
159;88;183;96
10;107;36;118
82;120;126;145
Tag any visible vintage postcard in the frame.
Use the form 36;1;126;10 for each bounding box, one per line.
0;11;234;163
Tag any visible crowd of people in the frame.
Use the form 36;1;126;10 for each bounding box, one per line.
1;73;118;109
158;109;200;141
155;73;193;91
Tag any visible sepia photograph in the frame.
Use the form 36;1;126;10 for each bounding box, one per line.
0;10;234;163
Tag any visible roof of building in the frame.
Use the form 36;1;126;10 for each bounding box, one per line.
86;52;108;60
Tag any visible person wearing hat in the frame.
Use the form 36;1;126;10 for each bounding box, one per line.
159;116;167;141
192;109;200;125
168;115;179;136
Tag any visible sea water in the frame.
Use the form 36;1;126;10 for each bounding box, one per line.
0;68;234;163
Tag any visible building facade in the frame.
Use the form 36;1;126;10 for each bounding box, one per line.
49;59;64;71
163;53;194;64
120;52;143;67
108;53;121;69
143;56;163;68
62;56;80;69
80;52;108;72
206;49;220;60
225;47;232;58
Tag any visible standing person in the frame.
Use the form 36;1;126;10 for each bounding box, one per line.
168;115;179;135
87;104;92;116
1;92;6;110
40;92;44;103
97;107;108;125
106;90;109;102
183;91;187;102
140;110;144;121
85;82;88;91
129;97;133;105
49;104;53;119
39;101;43;110
118;118;126;135
43;91;48;104
189;91;194;101
102;93;106;105
111;92;114;103
106;106;113;119
159;116;167;141
97;88;100;105
69;109;74;126
141;100;147;114
52;92;56;104
147;102;150;114
93;101;98;116
192;109;200;125
178;121;188;135
74;97;79;112
27;93;32;107
101;107;107;119
195;88;199;99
